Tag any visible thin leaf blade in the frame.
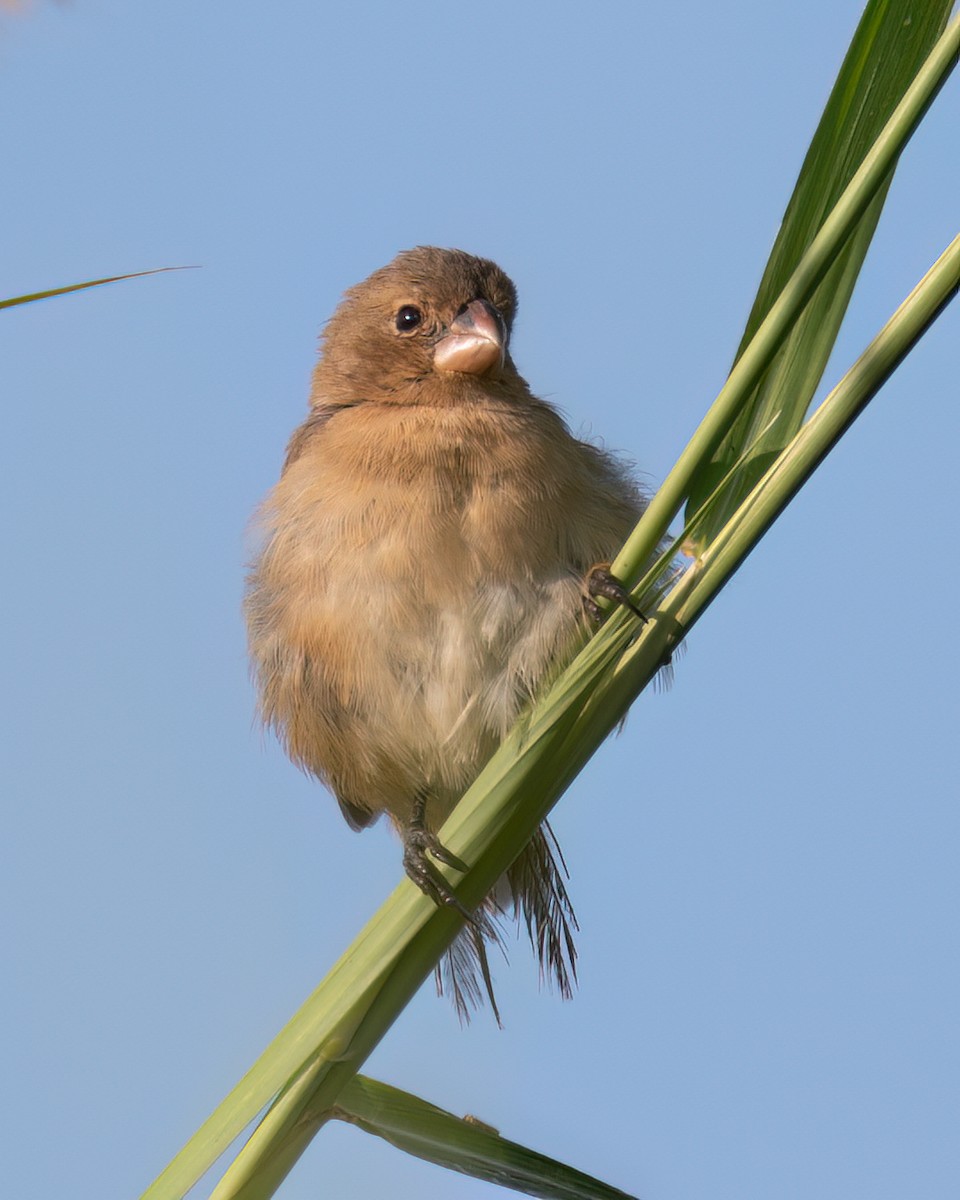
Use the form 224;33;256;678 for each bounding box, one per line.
685;0;955;541
0;266;195;310
333;1076;638;1200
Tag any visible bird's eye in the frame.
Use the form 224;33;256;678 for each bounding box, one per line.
395;305;422;332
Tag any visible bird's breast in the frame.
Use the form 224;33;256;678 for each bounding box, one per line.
297;402;573;577
261;402;586;761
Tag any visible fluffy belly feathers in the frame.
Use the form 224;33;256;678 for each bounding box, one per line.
246;403;600;829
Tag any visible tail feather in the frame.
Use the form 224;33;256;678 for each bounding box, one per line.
434;821;578;1021
435;907;505;1026
507;820;579;999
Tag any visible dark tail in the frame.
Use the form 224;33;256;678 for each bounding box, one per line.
435;821;578;1023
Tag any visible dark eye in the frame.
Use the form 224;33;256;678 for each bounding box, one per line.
395;305;422;332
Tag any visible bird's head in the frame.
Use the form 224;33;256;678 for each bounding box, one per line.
311;247;521;406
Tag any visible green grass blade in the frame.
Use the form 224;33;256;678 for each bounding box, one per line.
523;234;960;833
333;1076;638;1200
677;233;960;632
206;1055;333;1200
598;233;960;744
684;0;955;540
613;8;960;587
0;267;193;309
208;1074;638;1200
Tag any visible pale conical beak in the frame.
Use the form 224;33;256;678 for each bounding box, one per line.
433;298;506;375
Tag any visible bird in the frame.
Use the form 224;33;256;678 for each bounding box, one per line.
244;246;646;1019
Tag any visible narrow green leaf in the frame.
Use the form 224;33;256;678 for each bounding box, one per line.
614;8;960;587
684;0;955;540
0;266;194;310
208;1073;639;1200
601;232;960;743
677;233;960;633
332;1075;638;1200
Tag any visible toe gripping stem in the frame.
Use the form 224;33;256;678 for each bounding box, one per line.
583;565;647;624
402;792;477;925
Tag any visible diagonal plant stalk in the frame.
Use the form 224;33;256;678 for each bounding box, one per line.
140;9;960;1198
614;6;959;577
676;235;960;630
574;234;960;752
684;0;955;540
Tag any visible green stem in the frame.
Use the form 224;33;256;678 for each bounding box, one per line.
611;12;960;582
676;232;960;631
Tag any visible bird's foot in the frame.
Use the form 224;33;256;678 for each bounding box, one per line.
583;564;646;624
403;800;475;923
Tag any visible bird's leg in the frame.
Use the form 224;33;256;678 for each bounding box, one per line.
402;791;475;922
583;563;647;624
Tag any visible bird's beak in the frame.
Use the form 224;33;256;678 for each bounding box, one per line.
433;299;506;375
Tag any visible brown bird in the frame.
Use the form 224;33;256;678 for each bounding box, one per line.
245;247;645;1018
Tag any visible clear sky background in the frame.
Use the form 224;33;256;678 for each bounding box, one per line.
2;3;958;1198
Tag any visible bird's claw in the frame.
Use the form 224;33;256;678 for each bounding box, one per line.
402;824;476;925
583;565;646;623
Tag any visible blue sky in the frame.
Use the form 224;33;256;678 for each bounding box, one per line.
2;3;958;1198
